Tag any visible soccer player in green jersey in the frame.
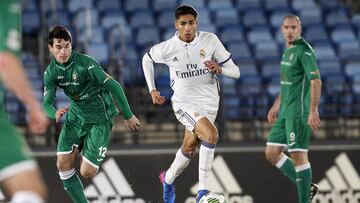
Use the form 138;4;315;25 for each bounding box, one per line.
0;0;49;203
264;14;322;203
43;26;140;203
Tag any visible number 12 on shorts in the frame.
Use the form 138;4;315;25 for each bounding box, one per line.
98;146;107;157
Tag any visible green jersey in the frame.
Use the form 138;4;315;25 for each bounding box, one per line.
0;0;21;109
0;0;21;56
43;50;133;124
279;38;321;119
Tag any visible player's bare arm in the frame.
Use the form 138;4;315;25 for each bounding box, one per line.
55;106;69;123
150;89;166;105
308;78;322;131
28;108;49;134
267;94;281;124
124;115;141;131
0;52;48;134
204;60;222;74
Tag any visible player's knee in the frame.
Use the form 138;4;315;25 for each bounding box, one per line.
56;159;73;171
80;168;97;179
264;150;278;165
182;146;195;158
207;130;218;144
290;152;308;166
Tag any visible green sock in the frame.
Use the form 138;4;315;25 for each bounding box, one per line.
296;165;312;203
277;156;297;184
63;175;88;203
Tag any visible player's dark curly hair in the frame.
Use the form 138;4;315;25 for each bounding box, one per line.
175;5;197;20
48;25;72;46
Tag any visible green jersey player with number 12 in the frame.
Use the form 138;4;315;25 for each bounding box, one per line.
43;26;140;203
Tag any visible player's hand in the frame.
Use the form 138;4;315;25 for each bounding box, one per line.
28;108;49;134
55;106;69;123
204;60;222;74
124;114;141;131
150;89;166;105
308;109;320;131
267;106;278;124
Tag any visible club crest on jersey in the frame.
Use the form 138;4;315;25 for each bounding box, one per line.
200;49;206;58
72;73;77;81
194;112;200;117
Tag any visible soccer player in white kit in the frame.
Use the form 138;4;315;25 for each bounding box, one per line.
142;5;240;203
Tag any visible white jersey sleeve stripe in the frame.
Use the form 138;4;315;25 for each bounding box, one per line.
147;51;155;63
218;54;232;65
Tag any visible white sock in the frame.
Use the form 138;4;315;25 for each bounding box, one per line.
59;168;76;180
199;142;215;191
295;162;311;172
11;191;44;203
275;153;289;168
165;148;191;184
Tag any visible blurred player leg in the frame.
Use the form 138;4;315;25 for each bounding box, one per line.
2;167;46;203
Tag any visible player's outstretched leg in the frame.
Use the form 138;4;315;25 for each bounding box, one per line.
159;171;175;203
196;141;215;203
309;183;319;202
59;169;88;203
196;189;209;203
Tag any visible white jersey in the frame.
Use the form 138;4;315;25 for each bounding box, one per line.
147;31;231;111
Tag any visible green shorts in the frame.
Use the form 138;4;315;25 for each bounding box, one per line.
267;117;312;152
57;119;113;168
0;0;21;56
0;113;36;181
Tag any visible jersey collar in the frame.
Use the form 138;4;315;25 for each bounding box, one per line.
175;31;200;47
291;37;303;46
54;50;75;70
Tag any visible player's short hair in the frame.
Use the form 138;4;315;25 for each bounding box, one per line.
283;13;302;27
48;25;72;46
175;5;197;20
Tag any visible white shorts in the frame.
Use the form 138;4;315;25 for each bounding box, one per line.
172;103;218;132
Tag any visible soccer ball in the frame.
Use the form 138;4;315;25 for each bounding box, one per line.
199;192;226;203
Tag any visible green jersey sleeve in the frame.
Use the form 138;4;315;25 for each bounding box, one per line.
88;65;133;120
43;68;57;119
301;49;321;81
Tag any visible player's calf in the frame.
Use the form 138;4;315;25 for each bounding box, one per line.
80;164;98;179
